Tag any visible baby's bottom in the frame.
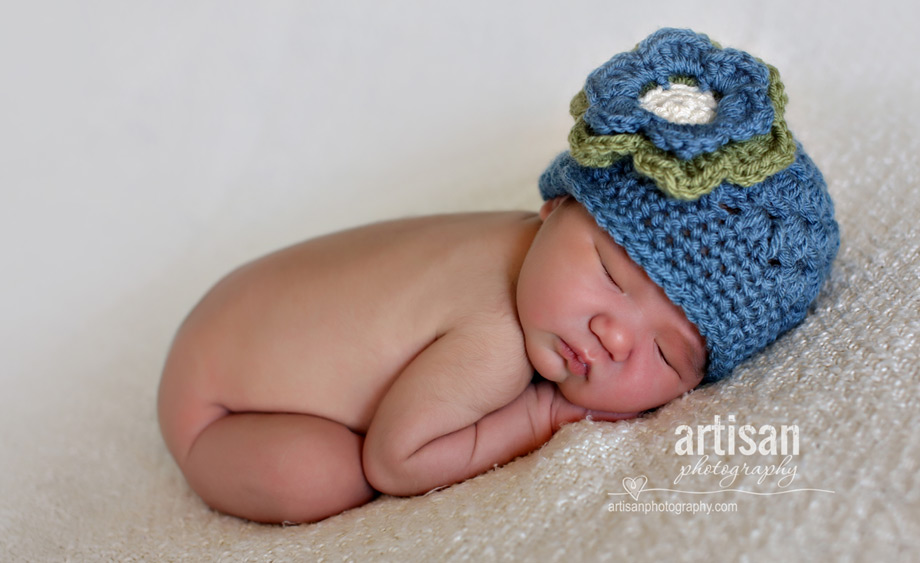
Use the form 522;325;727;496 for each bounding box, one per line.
182;412;376;524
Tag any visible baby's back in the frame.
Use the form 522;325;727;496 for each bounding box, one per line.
158;210;540;459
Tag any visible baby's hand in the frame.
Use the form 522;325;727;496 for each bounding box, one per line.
539;382;639;432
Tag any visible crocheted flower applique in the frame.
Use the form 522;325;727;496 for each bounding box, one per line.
567;28;797;200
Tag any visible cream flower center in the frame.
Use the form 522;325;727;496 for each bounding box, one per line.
639;83;718;125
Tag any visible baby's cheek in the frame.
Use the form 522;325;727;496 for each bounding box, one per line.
517;263;564;325
523;303;553;328
521;283;566;329
626;374;688;412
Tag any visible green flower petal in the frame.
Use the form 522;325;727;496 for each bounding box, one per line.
568;63;796;200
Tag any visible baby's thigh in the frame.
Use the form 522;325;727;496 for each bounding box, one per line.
182;412;376;524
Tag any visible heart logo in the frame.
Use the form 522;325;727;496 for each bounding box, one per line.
622;475;648;500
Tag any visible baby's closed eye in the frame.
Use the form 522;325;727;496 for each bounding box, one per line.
595;244;622;292
655;341;677;376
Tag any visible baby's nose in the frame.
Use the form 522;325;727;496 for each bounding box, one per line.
588;314;635;363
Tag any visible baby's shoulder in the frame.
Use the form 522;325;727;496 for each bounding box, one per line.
440;212;539;319
435;310;532;394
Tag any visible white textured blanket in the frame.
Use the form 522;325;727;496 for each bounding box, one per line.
2;2;918;561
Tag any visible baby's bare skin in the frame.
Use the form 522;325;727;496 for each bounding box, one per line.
161;211;568;523
163;211;538;434
158;199;704;524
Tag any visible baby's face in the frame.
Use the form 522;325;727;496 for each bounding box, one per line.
517;197;706;413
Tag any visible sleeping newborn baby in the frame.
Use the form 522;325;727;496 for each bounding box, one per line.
157;28;839;524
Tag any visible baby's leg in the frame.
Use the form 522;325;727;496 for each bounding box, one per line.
182;412;376;524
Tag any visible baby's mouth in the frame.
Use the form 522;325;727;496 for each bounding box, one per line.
559;338;590;376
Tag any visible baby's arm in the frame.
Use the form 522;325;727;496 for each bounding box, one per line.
362;327;633;496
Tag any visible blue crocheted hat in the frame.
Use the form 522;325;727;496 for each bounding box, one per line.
539;28;839;382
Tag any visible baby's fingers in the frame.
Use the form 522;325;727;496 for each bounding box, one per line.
546;384;639;431
585;410;640;422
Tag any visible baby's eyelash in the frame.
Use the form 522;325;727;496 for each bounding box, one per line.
656;342;677;375
601;263;623;291
596;246;622;291
602;264;615;283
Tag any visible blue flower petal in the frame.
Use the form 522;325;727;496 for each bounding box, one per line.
580;28;776;160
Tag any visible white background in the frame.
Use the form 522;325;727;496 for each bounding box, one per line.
4;1;915;400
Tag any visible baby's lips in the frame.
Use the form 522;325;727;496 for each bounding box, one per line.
559;338;590;376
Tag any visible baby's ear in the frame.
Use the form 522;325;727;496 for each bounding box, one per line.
539;196;570;221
